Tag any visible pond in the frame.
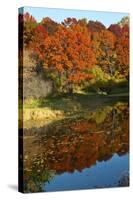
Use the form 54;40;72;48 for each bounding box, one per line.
22;98;129;193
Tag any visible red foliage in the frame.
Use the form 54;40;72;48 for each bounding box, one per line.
108;24;122;37
29;25;48;60
88;20;106;32
20;12;129;82
23;12;36;23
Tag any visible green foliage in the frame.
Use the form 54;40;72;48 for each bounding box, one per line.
92;66;110;81
83;66;128;95
19;13;129;96
23;98;46;108
24;168;55;193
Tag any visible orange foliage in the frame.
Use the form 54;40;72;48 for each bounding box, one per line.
116;25;129;76
92;30;116;74
23;104;129;174
42;24;95;84
29;25;48;60
20;12;129;87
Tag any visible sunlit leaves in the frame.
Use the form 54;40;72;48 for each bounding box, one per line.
42;24;95;88
19;12;129;92
116;25;129;77
108;24;122;37
29;24;48;61
92;30;117;76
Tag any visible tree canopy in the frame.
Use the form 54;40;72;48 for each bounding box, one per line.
19;13;129;94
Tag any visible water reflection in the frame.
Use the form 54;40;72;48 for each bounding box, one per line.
23;100;129;192
45;154;129;191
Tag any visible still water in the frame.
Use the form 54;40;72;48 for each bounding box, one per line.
23;99;129;192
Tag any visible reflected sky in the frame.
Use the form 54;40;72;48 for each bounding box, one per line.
45;153;129;191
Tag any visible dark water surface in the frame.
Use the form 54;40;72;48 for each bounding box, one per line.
23;98;129;193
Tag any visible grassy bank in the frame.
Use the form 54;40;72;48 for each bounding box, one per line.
19;92;129;127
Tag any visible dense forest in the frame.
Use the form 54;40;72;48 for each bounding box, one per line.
19;12;129;193
19;13;129;98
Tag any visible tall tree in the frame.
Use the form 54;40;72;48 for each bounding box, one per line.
87;20;106;32
116;25;129;77
29;24;48;72
78;18;88;27
22;12;37;47
41;17;59;35
108;24;122;37
92;30;116;76
41;24;95;92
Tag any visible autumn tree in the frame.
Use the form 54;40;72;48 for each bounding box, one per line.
92;29;116;76
41;17;59;35
87;20;106;32
20;12;129;95
29;24;48;73
77;18;88;27
116;25;129;78
22;12;37;48
108;24;122;37
40;24;95;93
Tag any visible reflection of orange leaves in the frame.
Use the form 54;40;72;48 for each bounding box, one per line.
47;138;54;146
71;121;95;133
62;146;69;153
24;106;129;178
